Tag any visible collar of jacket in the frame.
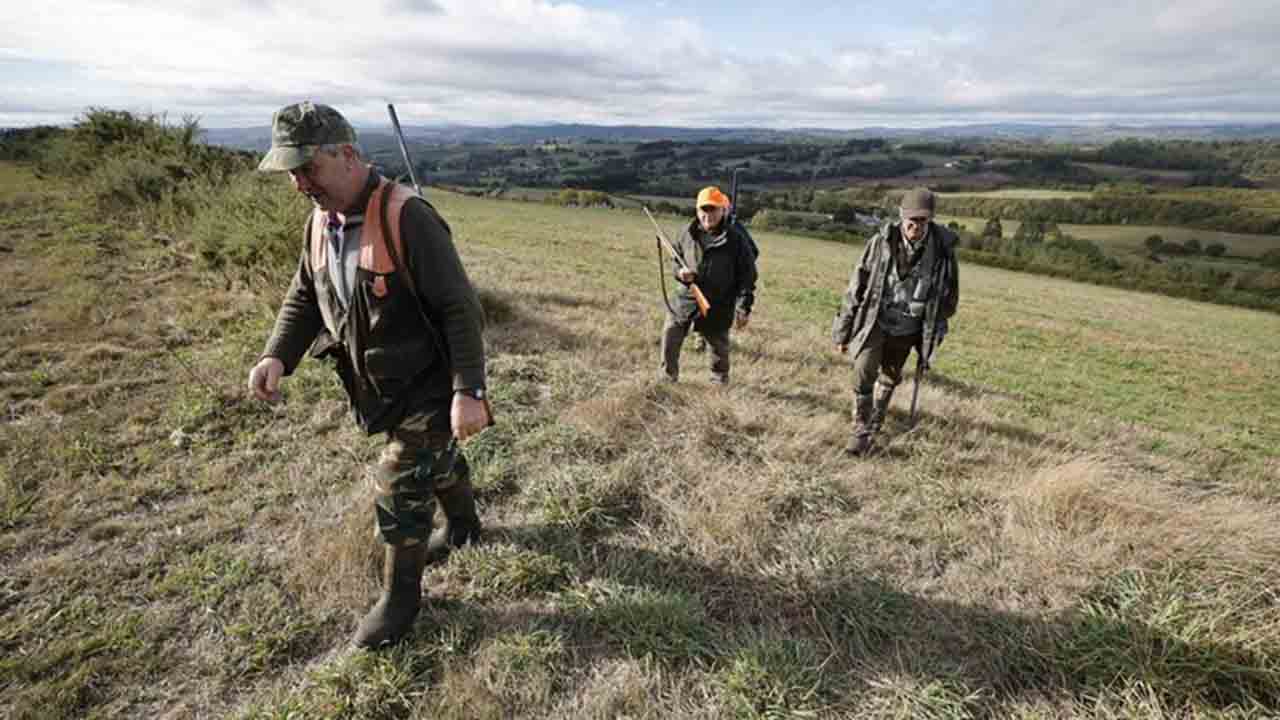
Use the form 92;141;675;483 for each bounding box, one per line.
687;218;730;249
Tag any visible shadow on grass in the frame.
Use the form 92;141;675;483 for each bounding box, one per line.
740;369;1071;459
875;407;1073;460
451;522;1280;714
478;286;586;356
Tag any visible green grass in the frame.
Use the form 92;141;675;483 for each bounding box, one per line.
4;156;1280;719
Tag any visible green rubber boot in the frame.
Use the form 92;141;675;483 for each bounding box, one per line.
353;543;428;649
425;476;482;564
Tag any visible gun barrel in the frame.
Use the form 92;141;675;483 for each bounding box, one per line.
387;103;423;196
729;167;743;226
643;206;690;272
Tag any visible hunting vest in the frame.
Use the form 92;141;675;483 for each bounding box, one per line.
303;177;448;433
878;232;938;337
308;177;415;339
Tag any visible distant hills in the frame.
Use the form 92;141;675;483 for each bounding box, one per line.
200;122;1280;150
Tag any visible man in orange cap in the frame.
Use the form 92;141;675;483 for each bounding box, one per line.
660;186;758;384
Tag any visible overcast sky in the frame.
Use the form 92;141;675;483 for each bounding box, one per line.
3;0;1278;129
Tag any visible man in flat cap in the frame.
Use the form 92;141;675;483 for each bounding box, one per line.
660;185;758;385
247;101;491;647
832;187;959;455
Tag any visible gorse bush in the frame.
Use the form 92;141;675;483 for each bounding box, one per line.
32;108;254;216
7;107;301;277
188;172;311;280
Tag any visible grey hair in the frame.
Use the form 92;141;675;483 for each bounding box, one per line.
318;142;365;161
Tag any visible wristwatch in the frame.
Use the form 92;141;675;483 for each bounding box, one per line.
455;387;486;401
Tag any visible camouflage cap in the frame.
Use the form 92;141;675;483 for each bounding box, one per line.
257;101;357;172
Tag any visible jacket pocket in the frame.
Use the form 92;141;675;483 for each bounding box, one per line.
362;340;436;399
308;329;343;360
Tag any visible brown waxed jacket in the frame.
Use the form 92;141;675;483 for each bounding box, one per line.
262;176;486;433
832;220;959;362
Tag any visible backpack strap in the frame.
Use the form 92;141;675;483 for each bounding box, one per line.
376;182;448;368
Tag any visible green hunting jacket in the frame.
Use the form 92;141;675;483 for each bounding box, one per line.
832;220;959;362
262;175;486;434
669;219;758;333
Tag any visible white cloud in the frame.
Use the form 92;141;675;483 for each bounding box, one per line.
1;0;1277;128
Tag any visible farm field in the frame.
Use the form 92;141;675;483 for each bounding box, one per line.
940;214;1280;257
4;158;1279;719
939;189;1094;200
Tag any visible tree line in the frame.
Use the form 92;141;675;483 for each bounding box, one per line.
938;194;1280;236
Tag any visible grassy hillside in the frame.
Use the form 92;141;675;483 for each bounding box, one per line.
3;153;1279;719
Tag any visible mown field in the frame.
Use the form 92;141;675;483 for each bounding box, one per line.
3;158;1279;719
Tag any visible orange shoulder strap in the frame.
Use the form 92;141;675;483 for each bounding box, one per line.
360;179;415;274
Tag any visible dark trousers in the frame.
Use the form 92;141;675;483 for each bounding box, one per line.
852;325;920;395
661;316;731;383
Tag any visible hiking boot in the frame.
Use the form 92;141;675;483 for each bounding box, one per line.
425;478;482;565
844;432;874;456
353;542;428;649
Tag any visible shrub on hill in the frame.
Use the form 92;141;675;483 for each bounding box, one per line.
549;189;612;208
189;173;311;279
29;109;254;216
0;126;61;162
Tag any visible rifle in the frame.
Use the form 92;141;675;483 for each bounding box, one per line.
643;206;710;318
386;103;423;196
728;167;742;227
727;168;760;259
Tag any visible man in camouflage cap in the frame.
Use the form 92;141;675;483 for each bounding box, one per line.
248;101;491;648
832;187;959;455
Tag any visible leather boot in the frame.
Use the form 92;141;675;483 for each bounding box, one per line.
425;477;482;565
353;542;428;648
844;391;875;456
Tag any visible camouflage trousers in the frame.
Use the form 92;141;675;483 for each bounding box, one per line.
371;404;469;547
661;316;731;383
